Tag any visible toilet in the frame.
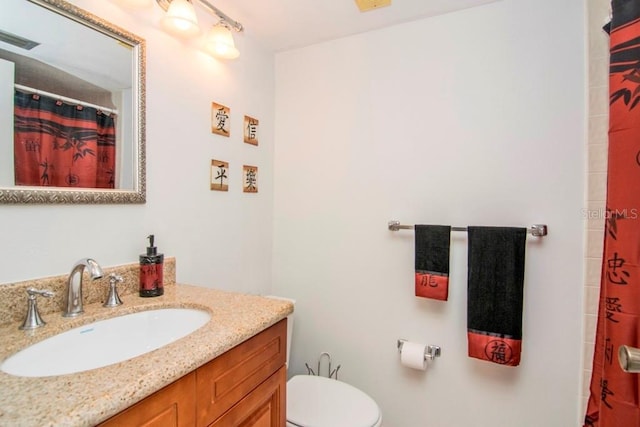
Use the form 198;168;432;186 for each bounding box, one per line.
267;296;382;427
287;374;382;427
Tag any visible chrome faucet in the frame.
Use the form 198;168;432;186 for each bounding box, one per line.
63;258;104;317
20;288;54;330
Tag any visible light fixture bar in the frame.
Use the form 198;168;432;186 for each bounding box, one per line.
156;0;243;32
197;0;243;32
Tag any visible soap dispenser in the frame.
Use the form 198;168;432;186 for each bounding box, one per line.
139;234;164;297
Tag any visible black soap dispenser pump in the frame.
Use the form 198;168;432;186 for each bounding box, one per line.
139;234;164;297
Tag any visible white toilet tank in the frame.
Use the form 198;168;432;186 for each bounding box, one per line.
265;296;294;366
265;295;382;427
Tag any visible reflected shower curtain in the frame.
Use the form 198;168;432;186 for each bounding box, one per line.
13;90;116;188
585;1;640;425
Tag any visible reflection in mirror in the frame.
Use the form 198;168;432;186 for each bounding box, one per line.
0;0;145;203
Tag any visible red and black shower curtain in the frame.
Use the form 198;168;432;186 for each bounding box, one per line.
585;1;640;425
13;90;116;188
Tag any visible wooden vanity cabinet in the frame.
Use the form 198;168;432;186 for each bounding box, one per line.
99;319;287;427
196;319;286;427
96;372;197;427
208;366;285;427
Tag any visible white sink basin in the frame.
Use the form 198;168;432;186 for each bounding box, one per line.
1;308;211;377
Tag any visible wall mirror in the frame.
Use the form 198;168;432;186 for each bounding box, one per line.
0;0;145;204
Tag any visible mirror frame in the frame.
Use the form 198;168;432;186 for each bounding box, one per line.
0;0;146;204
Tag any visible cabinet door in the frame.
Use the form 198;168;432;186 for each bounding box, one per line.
196;319;286;427
98;371;196;427
208;366;286;427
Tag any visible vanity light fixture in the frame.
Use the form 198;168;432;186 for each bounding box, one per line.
203;21;239;59
160;0;200;37
155;0;243;59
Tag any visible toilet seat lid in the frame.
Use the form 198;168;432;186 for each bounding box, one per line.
287;375;381;427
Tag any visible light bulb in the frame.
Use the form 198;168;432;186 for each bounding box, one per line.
161;0;200;37
203;23;239;59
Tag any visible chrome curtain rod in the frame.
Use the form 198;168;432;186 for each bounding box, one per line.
388;220;548;237
15;84;118;115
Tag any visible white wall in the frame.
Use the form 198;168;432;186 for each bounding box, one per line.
0;0;275;295
0;0;588;425
273;1;586;426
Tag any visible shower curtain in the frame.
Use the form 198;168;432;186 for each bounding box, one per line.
13;90;116;189
585;0;640;425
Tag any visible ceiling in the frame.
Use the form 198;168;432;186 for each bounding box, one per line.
201;0;500;52
0;0;501;99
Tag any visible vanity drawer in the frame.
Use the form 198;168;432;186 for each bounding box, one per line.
196;319;287;427
208;366;286;427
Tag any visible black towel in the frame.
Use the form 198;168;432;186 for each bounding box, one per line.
415;225;452;301
467;226;526;366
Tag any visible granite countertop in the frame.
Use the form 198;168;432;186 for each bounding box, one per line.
0;284;293;427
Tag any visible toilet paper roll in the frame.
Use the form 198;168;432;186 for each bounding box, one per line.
400;341;427;370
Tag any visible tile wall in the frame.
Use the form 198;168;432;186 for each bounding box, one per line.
583;0;610;414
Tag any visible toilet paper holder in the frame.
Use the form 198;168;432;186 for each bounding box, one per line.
397;339;441;361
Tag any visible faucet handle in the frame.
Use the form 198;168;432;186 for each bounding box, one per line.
103;274;124;308
20;288;54;330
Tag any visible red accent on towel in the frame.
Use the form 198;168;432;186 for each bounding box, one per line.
414;225;451;301
467;331;521;367
415;272;449;301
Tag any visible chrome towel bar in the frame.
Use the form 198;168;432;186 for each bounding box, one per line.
388;220;548;237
